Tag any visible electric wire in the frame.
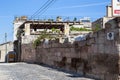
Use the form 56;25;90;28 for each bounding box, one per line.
31;0;51;18
31;0;55;18
31;0;57;19
36;0;57;18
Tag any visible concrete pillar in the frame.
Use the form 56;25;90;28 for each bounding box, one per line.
64;23;70;36
106;5;112;17
25;23;31;35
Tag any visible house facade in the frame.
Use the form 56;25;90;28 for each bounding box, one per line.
0;42;14;62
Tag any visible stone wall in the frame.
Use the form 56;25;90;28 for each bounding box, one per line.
21;18;120;80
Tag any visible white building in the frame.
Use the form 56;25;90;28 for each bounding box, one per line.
71;17;92;30
0;42;13;62
13;16;27;40
80;17;92;29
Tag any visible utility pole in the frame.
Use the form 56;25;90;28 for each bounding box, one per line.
18;30;22;62
5;33;7;62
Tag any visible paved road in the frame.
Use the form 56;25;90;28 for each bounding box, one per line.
0;63;94;80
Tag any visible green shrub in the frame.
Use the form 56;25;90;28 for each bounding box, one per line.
33;38;41;48
70;26;92;31
33;29;54;48
93;24;101;32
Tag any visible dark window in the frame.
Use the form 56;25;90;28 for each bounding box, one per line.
81;20;90;22
34;28;37;31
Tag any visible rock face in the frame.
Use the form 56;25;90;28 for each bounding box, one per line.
21;17;120;80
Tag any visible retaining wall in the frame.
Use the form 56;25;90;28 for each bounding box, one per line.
21;19;120;79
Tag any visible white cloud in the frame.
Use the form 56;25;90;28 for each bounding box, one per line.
50;2;110;10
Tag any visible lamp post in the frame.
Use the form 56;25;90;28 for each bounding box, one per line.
5;33;8;62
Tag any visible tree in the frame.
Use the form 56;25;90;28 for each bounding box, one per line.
73;17;77;21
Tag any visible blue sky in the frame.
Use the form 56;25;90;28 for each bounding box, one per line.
0;0;110;43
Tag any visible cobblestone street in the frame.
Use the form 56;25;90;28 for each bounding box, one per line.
0;63;94;80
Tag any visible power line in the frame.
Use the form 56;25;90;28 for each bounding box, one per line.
37;0;57;17
31;0;57;19
31;0;51;18
31;0;57;18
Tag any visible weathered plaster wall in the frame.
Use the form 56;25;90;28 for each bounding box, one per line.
0;42;14;62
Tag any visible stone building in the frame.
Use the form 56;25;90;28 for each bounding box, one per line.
14;17;91;43
92;17;114;31
0;42;14;62
13;16;92;61
92;5;114;30
13;16;93;43
13;16;28;41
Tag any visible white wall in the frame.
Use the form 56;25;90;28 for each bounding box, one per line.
0;42;13;62
13;21;25;40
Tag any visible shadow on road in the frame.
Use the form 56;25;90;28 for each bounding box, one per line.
27;62;97;80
